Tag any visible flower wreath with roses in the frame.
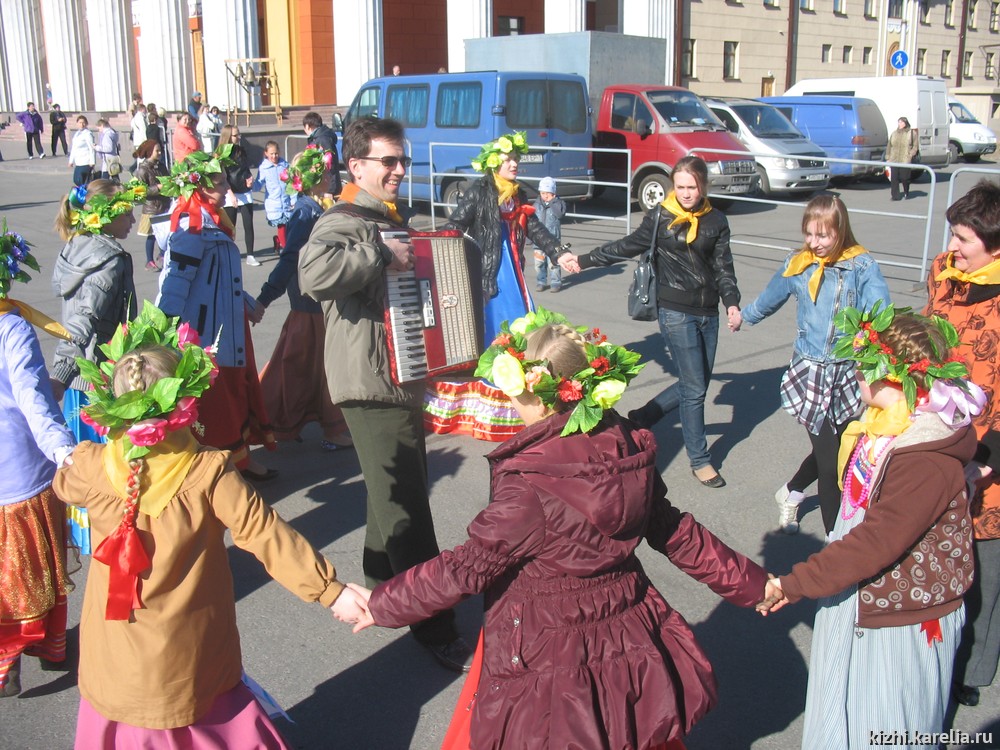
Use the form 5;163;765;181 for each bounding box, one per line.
475;307;645;436
470;131;530;173
68;179;147;235
0;219;39;298
158;144;235;200
76;301;219;460
832;301;971;410
281;144;334;196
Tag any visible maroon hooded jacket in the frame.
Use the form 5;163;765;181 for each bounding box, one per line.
370;411;767;749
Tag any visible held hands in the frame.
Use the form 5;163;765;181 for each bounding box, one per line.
330;583;376;634
384;236;414;272
246;298;265;325
756;574;788;617
558;250;581;275
727;306;742;333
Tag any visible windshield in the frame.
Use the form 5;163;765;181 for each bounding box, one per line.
646;90;721;128
949;102;979;124
732;104;803;138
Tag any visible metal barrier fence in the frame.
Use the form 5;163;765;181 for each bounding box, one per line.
690;146;939;280
941;166;1000;263
427;141;634;234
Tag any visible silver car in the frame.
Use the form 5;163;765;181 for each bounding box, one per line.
707;97;830;197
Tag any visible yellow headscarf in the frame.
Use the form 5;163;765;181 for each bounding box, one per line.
837;398;912;487
103;429;200;519
661;191;713;244
493;173;518;205
783;244;868;303
0;298;71;340
934;252;1000;285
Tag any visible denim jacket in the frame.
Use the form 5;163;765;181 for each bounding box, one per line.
741;250;890;362
253;158;292;223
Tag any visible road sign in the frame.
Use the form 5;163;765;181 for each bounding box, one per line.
891;50;909;70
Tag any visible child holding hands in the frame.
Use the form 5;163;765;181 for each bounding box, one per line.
761;305;984;748
343;308;769;750
55;302;365;747
732;195;890;534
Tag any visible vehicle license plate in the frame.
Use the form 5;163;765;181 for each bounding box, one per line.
729;183;751;194
806;173;827;181
520;153;544;163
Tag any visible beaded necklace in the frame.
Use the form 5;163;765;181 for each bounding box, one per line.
841;434;895;520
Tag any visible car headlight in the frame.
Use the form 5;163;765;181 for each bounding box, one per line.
704;161;720;175
975;132;988;142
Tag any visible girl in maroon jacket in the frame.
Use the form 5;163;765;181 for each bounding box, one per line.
762;305;985;749
343;308;768;750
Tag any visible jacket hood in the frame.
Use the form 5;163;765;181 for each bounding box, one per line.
488;411;658;537
889;409;978;463
52;234;126;299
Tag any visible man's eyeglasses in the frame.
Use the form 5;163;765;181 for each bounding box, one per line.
356;155;412;168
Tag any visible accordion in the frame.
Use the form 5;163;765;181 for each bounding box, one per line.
383;230;484;385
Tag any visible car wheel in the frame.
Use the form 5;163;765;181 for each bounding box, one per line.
637;173;672;213
755;166;771;197
442;180;469;218
964;153;982;163
948;142;961;164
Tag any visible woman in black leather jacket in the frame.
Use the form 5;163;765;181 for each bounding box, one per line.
569;156;741;488
216;125;257;265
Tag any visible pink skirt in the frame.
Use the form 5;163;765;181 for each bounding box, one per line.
75;682;289;750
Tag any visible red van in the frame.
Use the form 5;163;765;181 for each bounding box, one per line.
594;85;758;211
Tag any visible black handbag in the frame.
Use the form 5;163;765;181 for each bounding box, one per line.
626;207;660;321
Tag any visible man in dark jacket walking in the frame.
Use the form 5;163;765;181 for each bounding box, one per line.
302;112;342;196
16;103;44;159
49;104;68;156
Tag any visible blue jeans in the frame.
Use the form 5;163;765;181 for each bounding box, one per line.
651;307;719;470
533;249;562;289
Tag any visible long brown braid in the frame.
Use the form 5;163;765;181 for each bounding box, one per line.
524;324;589;411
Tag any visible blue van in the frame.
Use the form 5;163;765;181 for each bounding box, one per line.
758;96;888;177
340;71;594;206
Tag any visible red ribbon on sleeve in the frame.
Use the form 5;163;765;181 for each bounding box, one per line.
93;516;151;621
920;618;943;646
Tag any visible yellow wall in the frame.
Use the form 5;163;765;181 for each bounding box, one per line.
264;0;295;102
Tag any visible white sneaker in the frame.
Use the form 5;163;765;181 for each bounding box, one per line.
28;156;33;160
775;484;804;534
39;153;45;159
245;255;261;267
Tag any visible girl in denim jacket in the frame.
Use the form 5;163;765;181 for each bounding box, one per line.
732;196;890;536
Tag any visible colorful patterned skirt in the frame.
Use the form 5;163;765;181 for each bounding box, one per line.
197;317;277;469
63;387;105;554
424;231;531;442
0;488;70;690
259;310;347;442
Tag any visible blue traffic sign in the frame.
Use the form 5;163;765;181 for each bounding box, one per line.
891;50;909;70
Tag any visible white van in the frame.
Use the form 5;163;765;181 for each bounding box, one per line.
705;97;830;196
948;98;997;163
784;76;949;167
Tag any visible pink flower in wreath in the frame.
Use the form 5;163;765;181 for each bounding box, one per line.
80;410;110;437
166;396;199;430
176;322;200;349
126;418;169;446
291;175;304;192
524;365;549;393
279;169;289;182
322;152;334;170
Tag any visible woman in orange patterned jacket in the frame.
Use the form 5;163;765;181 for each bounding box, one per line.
925;179;1000;707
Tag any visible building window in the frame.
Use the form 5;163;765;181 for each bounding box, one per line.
920;0;931;22
763;0;779;6
834;0;846;13
497;16;523;35
864;0;876;16
942;49;952;77
992;0;1000;29
946;0;956;25
988;52;997;77
800;0;813;10
822;44;832;63
682;39;696;77
863;46;873;64
965;50;975;77
843;45;853;63
888;0;904;17
724;41;739;78
917;48;927;74
970;0;979;28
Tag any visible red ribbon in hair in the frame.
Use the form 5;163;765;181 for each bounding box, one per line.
170;192;235;240
92;491;151;621
920;618;943;646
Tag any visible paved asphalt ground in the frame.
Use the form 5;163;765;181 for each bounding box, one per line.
1;153;999;749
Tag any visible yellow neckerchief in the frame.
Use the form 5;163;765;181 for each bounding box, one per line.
935;252;1000;286
338;182;403;223
103;429;200;519
319;196;335;211
782;244;868;303
0;298;71;340
837;398;912;488
492;173;518;205
660;192;712;244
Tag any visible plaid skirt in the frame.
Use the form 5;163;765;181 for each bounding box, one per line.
779;356;863;435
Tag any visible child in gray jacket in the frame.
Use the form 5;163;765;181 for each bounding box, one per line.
533;176;566;292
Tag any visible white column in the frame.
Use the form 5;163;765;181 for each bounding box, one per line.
201;0;259;111
136;0;193;111
544;0;586;33
0;0;46;110
85;0;136;112
446;0;491;74
622;0;675;85
333;0;383;106
39;0;90;110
